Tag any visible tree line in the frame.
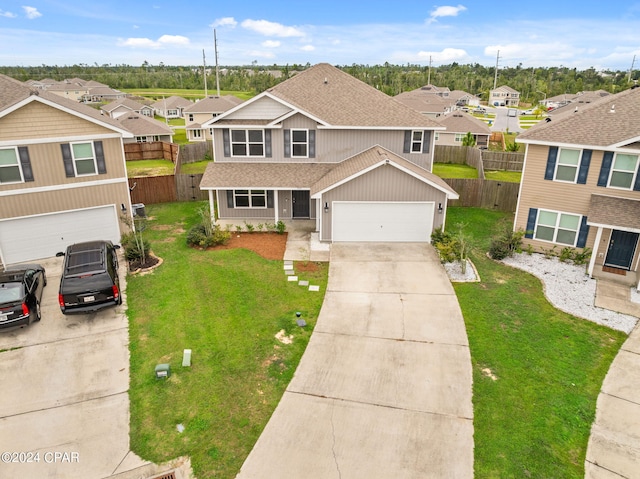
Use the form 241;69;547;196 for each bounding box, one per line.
1;62;636;104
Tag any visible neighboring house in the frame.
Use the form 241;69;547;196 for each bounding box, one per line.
115;113;174;143
0;74;134;265
184;95;244;142
45;82;90;102
434;112;491;149
200;63;458;243
545;90;611;114
81;86;127;103
394;85;478;119
514;86;640;290
151;95;192;119
489;85;520;107
101;98;154;119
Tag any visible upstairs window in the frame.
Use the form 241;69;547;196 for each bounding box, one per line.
609;153;638;189
555;148;581;182
410;130;424;152
0;148;23;184
291;129;308;157
71;142;97;175
231;129;264;157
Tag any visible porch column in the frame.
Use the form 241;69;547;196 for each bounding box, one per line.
209;190;217;223
588;226;603;277
273;190;279;223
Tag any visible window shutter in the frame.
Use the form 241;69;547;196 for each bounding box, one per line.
576;149;591;184
60;143;75;177
223;129;230;157
265;130;272;158
544;146;558;180
597;151;613;187
422;131;431;153
94;141;107;174
309;130;316;158
17;146;34;182
226;190;234;208
634;162;640;191
525;208;537;238
403;131;411;153
267;190;274;208
284;129;291;158
577;216;589;248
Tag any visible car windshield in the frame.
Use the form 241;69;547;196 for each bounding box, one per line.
0;283;23;303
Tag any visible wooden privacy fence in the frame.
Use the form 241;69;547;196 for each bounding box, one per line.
128;173;208;205
482;151;524;171
446;178;519;212
124;141;178;162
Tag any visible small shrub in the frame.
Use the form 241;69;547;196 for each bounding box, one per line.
235;225;243;233
489;226;525;260
276;221;286;235
572;247;592;265
431;227;459;263
244;222;255;232
541;245;558;259
525;243;534;255
559;247;574;263
186;224;231;248
266;223;276;233
121;232;151;262
256;223;265;232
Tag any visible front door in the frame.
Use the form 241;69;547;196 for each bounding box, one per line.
292;191;310;218
605;230;639;270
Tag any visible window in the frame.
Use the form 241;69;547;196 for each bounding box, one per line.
534;209;581;246
0;147;23;184
291;129;308;157
609;153;638;189
234;190;267;208
231;129;264;157
555;148;581;182
188;114;194;122
454;133;464;143
135;136;147;143
71;142;97;176
167;109;178;117
410;130;423;152
192;129;202;139
434;132;440;141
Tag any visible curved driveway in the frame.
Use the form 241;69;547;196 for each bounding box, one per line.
237;243;474;478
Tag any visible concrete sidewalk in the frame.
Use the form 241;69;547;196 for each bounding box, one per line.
236;243;474;478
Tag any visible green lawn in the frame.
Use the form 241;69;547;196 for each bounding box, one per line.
180;160;212;174
433;162;478;178
126;159;175;177
446;207;626;478
127;202;328;479
124;88;255;101
484;170;522;183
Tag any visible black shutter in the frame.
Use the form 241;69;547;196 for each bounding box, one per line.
403;130;411;153
544;146;558;180
265;130;272;158
634;162;640;191
284;129;291;158
577;149;591;185
60;143;75;177
309;130;316;158
17;146;34;182
525;208;537;238
226;190;234;208
223;129;230;157
94;140;107;174
422;131;431;153
597;151;614;187
577;216;589;248
267;190;274;208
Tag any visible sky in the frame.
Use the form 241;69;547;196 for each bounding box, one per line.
1;1;640;71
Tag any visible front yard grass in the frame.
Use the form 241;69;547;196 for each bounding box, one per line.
433;162;478;178
126;159;175;177
447;207;626;478
127;201;328;479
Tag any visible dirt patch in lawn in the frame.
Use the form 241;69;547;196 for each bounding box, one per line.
208;232;288;260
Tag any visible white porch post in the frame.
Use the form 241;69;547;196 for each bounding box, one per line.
210;190;217;223
274;190;279;223
588;226;603;277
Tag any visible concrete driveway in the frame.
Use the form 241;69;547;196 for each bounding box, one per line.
237;243;474;478
0;256;151;478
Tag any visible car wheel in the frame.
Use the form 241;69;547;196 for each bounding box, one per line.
35;301;42;322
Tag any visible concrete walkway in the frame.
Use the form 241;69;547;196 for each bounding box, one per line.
236;243;474;478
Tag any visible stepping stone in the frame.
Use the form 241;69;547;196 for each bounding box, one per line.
298;280;309;286
285;269;295;275
308;285;320;292
284;261;294;270
287;276;299;282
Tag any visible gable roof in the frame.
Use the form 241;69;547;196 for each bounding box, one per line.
588;194;640;231
151;95;192;110
101;97;149;113
518;86;640;148
184;95;244;114
394;91;455;114
115;113;174;136
434;112;491;135
491;85;519;94
258;63;442;129
200;162;334;190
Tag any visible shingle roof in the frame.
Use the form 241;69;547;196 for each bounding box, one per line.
393;90;455;114
492;85;519;93
264;63;441;128
588;194;640;230
115;114;174;136
518;86;640;147
184;95;244;114
434;112;491;135
151;95;192;110
101;97;148;113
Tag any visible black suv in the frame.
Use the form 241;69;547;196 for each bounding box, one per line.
0;264;46;329
57;240;122;314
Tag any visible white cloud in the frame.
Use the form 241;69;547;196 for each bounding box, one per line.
428;5;467;23
0;10;17;18
118;35;189;49
241;19;304;37
211;17;237;28
22;6;42;19
300;45;315;52
157;34;190;45
417;47;467;62
262;40;281;48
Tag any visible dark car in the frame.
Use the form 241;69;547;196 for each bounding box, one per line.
0;264;46;329
57;240;121;315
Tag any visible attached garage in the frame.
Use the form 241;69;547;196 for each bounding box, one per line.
332;202;434;242
0;205;121;265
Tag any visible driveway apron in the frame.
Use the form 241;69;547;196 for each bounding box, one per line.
237;242;474;478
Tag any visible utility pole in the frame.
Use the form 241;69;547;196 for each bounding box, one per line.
428;55;432;85
628;55;636;83
202;49;208;97
493;50;500;90
214;29;221;97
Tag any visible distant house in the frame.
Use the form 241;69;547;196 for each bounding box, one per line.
489;85;520;107
544;90;611;112
101;98;154;119
394;85;478;119
115;114;174;144
151;95;192;119
434;112;491;149
184;95;244;142
44;78;126;103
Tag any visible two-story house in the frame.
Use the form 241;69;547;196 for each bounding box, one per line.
184;95;244;142
0;74;134;265
434;112;491;149
514;86;640;290
101;98;155;119
489;85;520;107
199;63;459;243
151;95;192;119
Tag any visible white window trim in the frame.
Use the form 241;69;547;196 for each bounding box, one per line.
290;128;309;158
233;189;267;209
410;130;423;153
231;129;265;158
554;147;581;183
533;208;582;246
70;141;97;177
192;129;203;139
0;146;24;185
454;133;464;143
607;153;639;190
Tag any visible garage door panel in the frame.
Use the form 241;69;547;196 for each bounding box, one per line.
333;202;433;242
0;206;120;264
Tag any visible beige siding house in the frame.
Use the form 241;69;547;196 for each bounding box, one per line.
151;95;192;119
434;112;491;148
0;74;134;265
200;63;458;243
489;85;520;107
184;95;244;142
515;86;640;289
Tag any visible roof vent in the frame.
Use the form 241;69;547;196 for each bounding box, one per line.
323;77;328;84
609;104;615;113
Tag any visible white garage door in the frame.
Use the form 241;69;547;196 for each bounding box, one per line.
0;206;121;265
332;201;434;242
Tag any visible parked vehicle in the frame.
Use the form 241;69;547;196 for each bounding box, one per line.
520;108;535;115
473;107;487;114
57;241;121;314
0;264;46;329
